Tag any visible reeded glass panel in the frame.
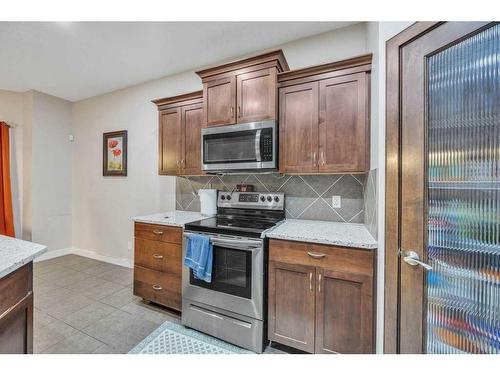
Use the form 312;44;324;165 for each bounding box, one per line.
427;24;500;353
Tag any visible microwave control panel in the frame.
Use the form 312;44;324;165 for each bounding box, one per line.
261;128;273;162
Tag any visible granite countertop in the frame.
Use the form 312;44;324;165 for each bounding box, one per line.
0;235;47;279
265;219;377;249
131;210;213;227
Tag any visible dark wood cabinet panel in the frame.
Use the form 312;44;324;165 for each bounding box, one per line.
182;103;203;175
0;263;33;354
268;261;316;353
134;222;182;244
236;68;276;123
268;239;375;354
134;238;182;274
154;91;203;176
279;82;319;173
158;108;182;175
203;76;236;127
278;54;371;174
319;73;369;172
315;269;373;354
134;266;181;311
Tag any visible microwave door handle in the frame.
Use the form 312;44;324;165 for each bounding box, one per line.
255;129;262;162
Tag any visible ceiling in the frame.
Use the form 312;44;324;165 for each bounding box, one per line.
0;22;356;102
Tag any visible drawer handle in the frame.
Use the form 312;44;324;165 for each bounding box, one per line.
152;254;164;259
152;230;164;235
307;251;326;259
152;285;163;291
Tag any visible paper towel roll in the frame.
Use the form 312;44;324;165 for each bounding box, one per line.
199;189;217;216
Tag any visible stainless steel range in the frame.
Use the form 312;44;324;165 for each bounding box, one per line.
182;191;285;353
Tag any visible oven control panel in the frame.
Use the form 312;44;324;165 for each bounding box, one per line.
217;191;284;210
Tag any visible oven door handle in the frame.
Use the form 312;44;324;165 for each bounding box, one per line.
210;238;262;251
255;129;262;162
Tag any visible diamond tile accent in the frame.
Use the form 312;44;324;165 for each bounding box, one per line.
176;173;367;223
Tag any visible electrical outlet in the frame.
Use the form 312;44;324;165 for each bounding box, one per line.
332;195;341;208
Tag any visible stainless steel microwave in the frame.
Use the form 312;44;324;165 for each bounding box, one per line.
201;120;277;172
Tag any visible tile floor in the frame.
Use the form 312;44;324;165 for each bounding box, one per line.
33;254;284;354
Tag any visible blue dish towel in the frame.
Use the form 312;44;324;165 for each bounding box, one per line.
184;233;213;283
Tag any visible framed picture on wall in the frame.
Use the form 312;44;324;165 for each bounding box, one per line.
103;130;127;176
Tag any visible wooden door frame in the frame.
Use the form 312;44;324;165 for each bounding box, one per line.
384;21;442;354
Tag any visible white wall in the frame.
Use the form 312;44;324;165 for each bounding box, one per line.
366;21;414;353
28;91;73;254
70;23;369;266
0;90;24;238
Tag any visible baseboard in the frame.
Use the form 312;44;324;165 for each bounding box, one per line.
71;247;133;269
35;247;72;262
34;246;133;268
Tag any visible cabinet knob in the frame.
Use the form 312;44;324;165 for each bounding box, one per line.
152;284;163;291
152;254;164;259
307;251;326;259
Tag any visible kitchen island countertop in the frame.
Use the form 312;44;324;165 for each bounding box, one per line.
0;235;47;279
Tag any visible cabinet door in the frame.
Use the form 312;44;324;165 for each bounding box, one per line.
203;76;236;127
318;73;369;173
236;68;276;123
279;81;319;173
181;102;203;175
158;108;182;175
268;261;316;353
315;268;373;354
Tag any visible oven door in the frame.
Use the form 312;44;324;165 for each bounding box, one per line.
182;232;264;320
201;120;276;171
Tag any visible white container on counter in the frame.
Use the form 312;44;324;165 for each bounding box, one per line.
199;189;217;216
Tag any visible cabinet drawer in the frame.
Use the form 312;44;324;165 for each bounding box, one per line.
269;239;374;277
133;266;181;311
134;238;181;275
0;264;32;317
134;222;182;244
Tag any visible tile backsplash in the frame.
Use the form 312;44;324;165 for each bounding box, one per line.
176;173;370;224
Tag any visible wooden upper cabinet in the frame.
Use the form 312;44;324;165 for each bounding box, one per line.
268;261;316;353
278;54;372;174
236;68;277;123
197;50;288;128
182;103;203;175
158;108;182;175
204;76;236;127
279;81;319;173
153;91;203;176
319;73;368;172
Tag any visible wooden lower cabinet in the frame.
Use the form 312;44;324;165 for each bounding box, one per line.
0;263;33;354
268;239;375;354
133;222;182;311
268;262;316;353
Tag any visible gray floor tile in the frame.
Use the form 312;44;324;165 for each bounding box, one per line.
98;268;133;286
120;300;180;325
67;258;104;271
36;267;80;283
40;294;95;319
33;320;79;353
65;275;109;292
92;343;123;354
33;262;67;276
100;287;140;309
34;308;57;330
63;301;117;330
82;309;158;351
82;262;129;277
81;280;124;300
42;331;104;354
50;271;90;288
50;254;88;267
34;287;75;309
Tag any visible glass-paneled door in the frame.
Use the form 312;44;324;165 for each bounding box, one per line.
398;22;499;353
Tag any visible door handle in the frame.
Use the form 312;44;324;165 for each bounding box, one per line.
152;230;164;235
318;274;322;293
313;151;318;167
152;254;164;259
309;272;313;291
320;150;326;166
152;285;163;291
403;250;432;270
238;105;241;118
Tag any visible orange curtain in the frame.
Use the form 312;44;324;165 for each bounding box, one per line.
0;122;14;237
